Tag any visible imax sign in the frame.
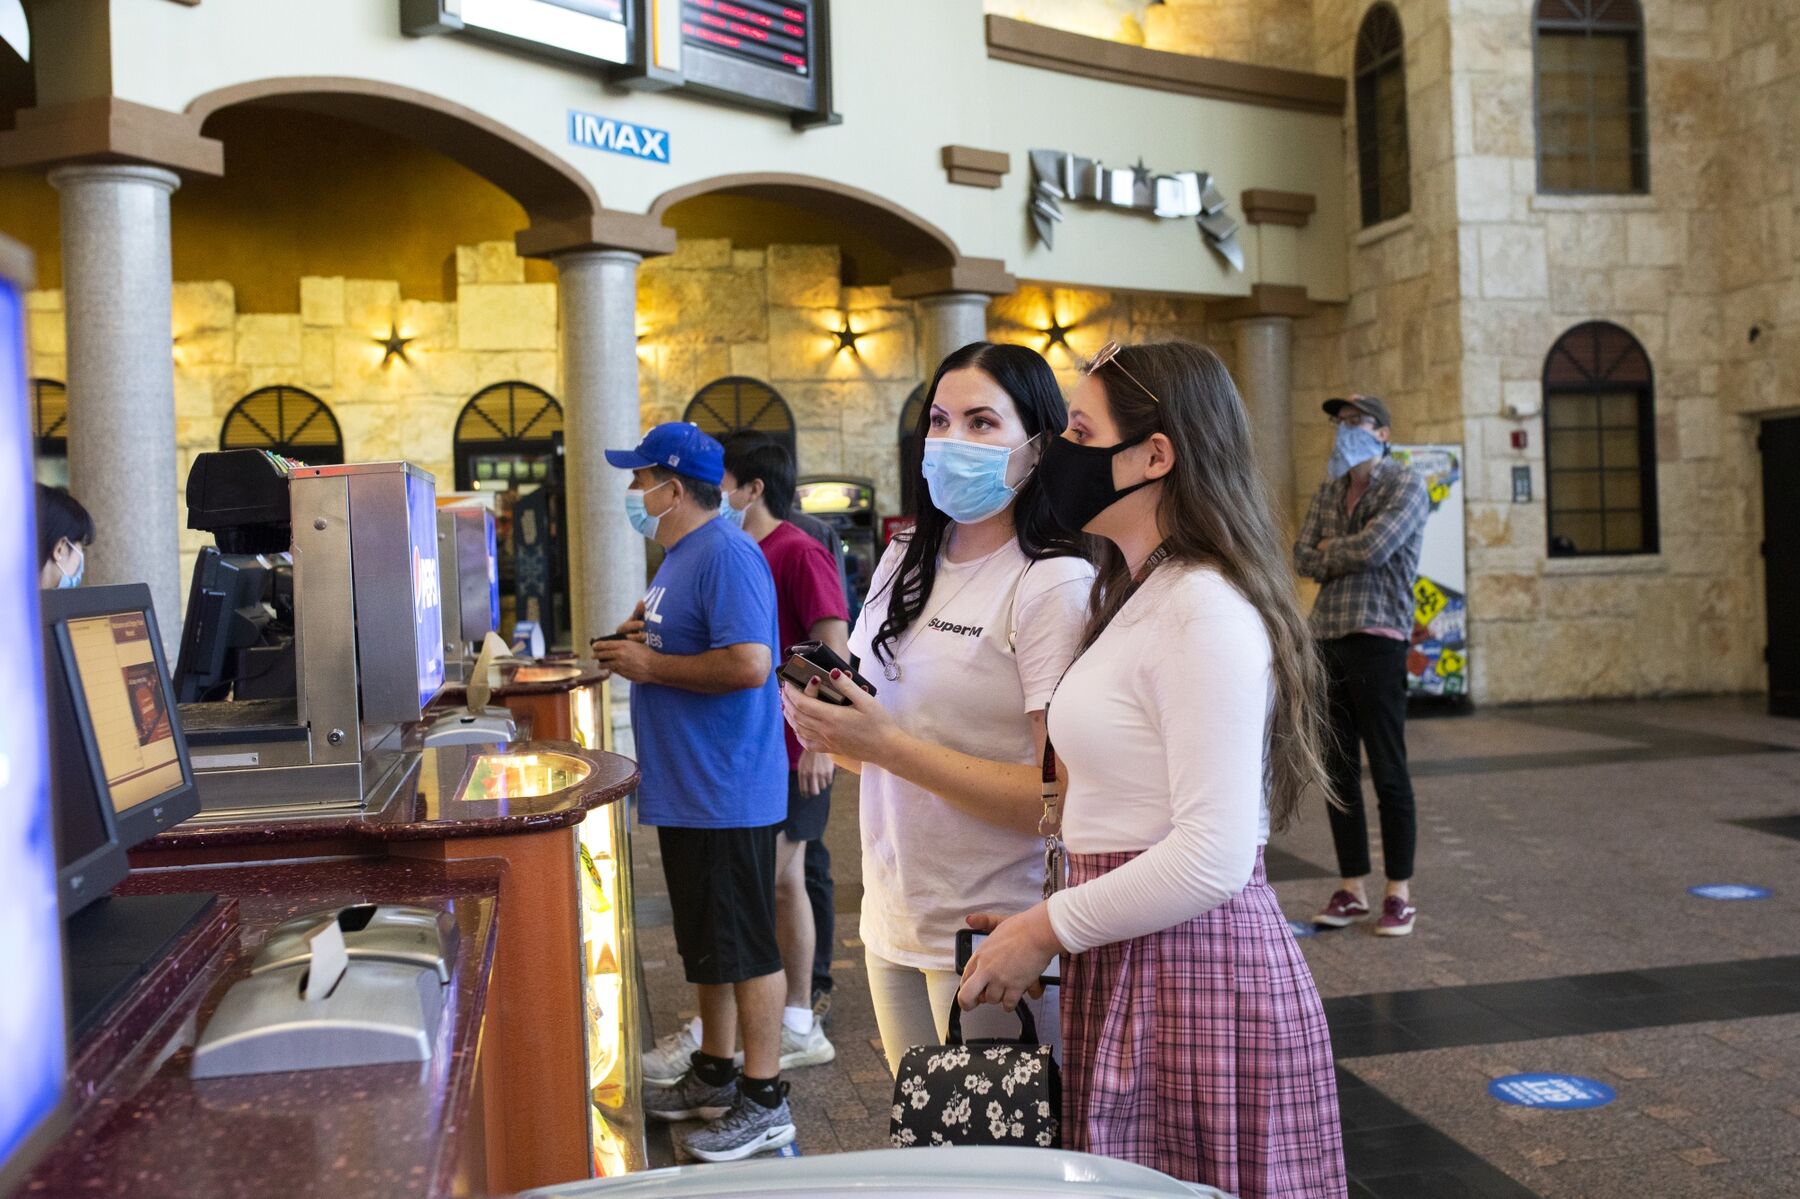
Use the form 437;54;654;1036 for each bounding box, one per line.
569;110;670;164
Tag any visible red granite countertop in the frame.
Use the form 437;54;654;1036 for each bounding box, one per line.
141;739;638;851
23;856;504;1199
436;657;609;698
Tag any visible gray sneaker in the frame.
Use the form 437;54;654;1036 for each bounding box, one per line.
644;1068;737;1123
682;1086;796;1163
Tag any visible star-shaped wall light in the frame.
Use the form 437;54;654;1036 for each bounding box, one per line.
1041;317;1075;352
374;324;415;368
832;319;863;355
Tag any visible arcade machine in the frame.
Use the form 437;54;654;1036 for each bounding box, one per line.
43;584;208;1036
1;235;70;1197
797;475;877;622
177;449;448;819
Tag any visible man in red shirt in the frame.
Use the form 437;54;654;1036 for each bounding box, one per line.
722;434;850;1067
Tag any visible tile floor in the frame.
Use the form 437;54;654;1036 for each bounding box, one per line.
630;695;1800;1195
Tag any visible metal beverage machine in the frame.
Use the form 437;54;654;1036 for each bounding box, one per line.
177;450;448;819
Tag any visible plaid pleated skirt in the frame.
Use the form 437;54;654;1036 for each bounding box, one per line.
1060;847;1346;1198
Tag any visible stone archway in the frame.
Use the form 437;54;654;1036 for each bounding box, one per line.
648;172;1011;296
185;77;670;257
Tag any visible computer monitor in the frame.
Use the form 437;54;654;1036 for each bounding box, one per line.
173;546;295;703
44;585;201;850
44;623;130;916
1;249;70;1193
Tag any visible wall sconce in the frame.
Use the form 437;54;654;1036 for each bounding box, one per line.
374;324;415;368
832;318;863;355
1041;316;1074;352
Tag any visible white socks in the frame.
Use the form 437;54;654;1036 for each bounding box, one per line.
690;1009;813;1041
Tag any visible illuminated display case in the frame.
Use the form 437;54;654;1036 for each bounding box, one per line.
570;678;644;1176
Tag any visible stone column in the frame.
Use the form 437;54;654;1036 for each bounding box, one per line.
1232;314;1296;530
916;291;991;380
556;249;643;651
50;164;182;651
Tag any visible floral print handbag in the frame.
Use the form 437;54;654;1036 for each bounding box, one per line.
889;1001;1062;1149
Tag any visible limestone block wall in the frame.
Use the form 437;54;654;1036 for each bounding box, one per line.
1294;0;1463;519
1441;0;1769;703
27;240;559;594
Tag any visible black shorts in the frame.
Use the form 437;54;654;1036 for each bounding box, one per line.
781;771;831;842
657;824;783;986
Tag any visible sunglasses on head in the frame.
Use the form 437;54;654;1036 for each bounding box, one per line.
1083;339;1163;406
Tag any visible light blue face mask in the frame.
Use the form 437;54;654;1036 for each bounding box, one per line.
921;436;1039;524
1328;423;1385;480
625;479;673;539
720;488;747;529
56;544;84;589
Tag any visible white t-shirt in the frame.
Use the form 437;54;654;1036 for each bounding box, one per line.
1045;563;1273;956
848;536;1094;971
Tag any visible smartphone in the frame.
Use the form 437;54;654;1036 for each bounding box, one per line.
955;928;1062;984
590;632;629;643
780;640;877;706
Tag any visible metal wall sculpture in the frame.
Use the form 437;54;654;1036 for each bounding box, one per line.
1028;149;1244;270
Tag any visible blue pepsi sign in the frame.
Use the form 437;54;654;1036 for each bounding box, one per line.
1689;884;1771;901
569;110;670;163
1488;1073;1615;1110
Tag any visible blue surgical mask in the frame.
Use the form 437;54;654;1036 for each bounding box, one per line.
921;436;1039;524
720;489;747;529
1328;424;1385;480
57;545;84;589
625;479;673;539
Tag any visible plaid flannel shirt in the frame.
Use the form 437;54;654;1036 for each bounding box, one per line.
1293;456;1429;641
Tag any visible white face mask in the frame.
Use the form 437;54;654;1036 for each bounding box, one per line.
721;488;748;528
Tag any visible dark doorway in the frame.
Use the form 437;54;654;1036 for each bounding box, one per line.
1761;416;1800;717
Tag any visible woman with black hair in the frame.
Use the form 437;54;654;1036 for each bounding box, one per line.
36;484;94;590
782;341;1092;1073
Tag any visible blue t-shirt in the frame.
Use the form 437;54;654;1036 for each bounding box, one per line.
630;516;787;829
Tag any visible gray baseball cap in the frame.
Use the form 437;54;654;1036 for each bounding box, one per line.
1323;395;1392;428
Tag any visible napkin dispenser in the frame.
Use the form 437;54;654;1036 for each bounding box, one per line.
191;957;444;1079
252;904;457;983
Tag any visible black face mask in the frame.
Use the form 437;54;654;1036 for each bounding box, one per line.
1039;433;1154;533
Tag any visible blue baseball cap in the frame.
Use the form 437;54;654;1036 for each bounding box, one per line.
604;422;725;486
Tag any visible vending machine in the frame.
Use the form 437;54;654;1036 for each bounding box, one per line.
1390;445;1469;704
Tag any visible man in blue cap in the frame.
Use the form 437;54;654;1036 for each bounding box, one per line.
592;421;794;1161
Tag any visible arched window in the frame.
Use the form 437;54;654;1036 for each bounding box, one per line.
1534;0;1648;194
897;383;927;516
684;377;797;466
32;378;69;486
1353;4;1410;228
454;381;563;490
1543;321;1657;557
220;385;345;465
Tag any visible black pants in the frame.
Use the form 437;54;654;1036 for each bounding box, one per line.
1321;634;1417;882
805;837;834;995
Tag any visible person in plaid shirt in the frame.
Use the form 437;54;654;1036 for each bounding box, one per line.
1293;394;1428;937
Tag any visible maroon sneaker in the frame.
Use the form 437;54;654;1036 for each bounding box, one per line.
1314;890;1372;928
1375;896;1417;937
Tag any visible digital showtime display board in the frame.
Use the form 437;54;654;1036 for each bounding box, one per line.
402;0;835;126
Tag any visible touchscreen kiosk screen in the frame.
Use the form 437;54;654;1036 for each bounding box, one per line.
407;471;447;709
64;612;185;812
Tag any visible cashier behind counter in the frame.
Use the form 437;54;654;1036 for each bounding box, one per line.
37;484;94;590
